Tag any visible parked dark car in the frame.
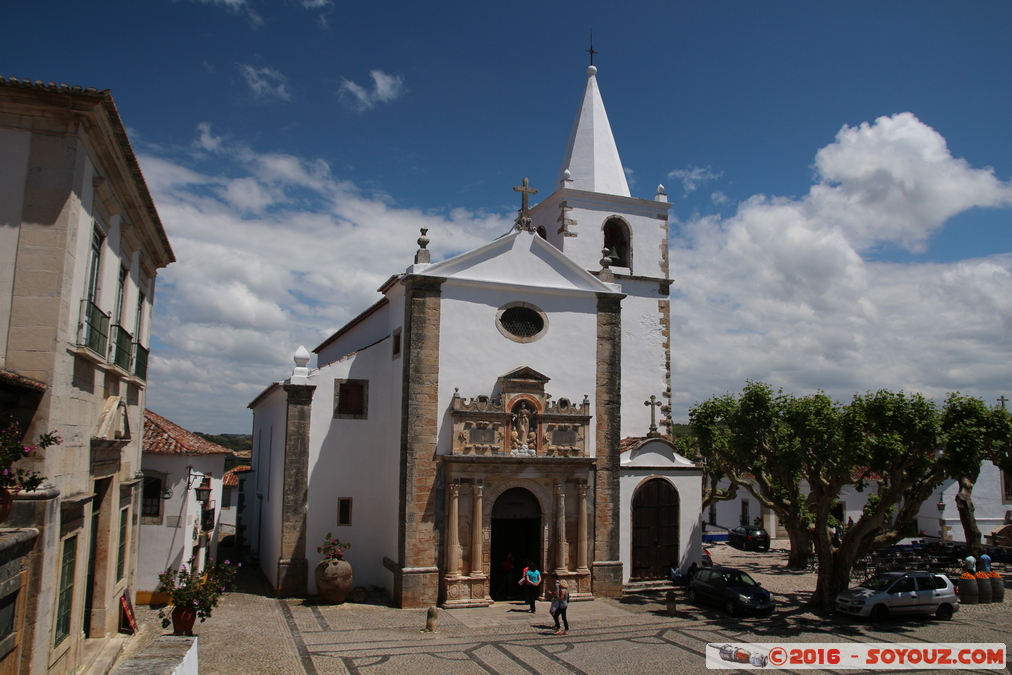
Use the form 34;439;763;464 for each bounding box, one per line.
728;526;770;551
687;566;774;616
836;571;959;622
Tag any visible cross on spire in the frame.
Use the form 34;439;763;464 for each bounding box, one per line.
513;177;538;231
587;29;598;65
998;395;1008;409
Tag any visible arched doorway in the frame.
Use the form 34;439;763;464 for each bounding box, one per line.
490;488;541;601
631;478;679;580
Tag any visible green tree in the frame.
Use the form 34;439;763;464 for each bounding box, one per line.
690;383;1000;610
940;393;1012;558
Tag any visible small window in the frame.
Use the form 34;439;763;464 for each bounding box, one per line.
338;498;352;526
392;328;402;359
334;379;368;419
141;475;163;518
495;302;548;343
1003;468;1012;502
221;487;232;509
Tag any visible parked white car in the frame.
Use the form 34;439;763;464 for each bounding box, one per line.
836;571;959;622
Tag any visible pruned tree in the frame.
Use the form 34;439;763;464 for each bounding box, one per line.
940;393;1012;558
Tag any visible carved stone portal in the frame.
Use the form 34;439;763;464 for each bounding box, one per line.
449;367;591;458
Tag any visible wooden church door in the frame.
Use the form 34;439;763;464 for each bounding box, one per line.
631;478;679;580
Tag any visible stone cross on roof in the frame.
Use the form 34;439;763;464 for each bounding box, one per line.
513;177;538;232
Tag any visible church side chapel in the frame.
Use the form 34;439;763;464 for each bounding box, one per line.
248;64;702;609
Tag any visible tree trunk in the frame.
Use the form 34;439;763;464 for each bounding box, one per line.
954;474;982;558
812;546;860;611
784;526;813;569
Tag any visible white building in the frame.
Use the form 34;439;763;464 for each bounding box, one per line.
249;65;702;608
137;410;228;604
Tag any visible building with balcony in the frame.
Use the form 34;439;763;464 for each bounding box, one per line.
0;77;174;674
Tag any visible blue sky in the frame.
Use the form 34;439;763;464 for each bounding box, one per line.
4;1;1011;433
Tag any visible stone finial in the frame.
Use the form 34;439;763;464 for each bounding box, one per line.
598;248;615;283
292;345;311;381
655;184;668;203
415;228;431;264
562;168;573;186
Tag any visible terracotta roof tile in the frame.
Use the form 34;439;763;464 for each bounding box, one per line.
143;409;231;456
222;465;252;487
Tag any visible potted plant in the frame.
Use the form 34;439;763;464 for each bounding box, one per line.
0;417;57;523
314;532;353;604
156;557;239;635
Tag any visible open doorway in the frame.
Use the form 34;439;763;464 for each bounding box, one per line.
489;488;541;601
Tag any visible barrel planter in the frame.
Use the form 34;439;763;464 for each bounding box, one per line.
975;574;992;603
958;576;978;605
990;573;1004;603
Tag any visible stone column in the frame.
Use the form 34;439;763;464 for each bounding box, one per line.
577;483;589;571
555;482;567;574
397;275;445;608
593;292;624;596
277;383;316;597
470;484;484;576
446;484;460;576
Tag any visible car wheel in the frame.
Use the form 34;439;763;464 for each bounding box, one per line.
870;604;889;623
725;600;737;616
935;604;953;621
687;588;698;603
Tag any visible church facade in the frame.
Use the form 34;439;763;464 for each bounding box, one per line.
248;65;701;608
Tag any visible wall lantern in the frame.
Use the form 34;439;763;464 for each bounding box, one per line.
937;498;946;514
187;466;212;503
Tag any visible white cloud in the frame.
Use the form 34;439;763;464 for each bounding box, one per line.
339;70;405;111
238;64;291;102
669;112;1012;420
187;0;263;25
139;126;510;431
668;166;723;195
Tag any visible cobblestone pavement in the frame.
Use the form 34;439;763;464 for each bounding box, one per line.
114;544;1011;675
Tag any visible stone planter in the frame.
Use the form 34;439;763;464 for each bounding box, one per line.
171;607;197;636
975;576;992;603
958;577;978;605
315;558;353;604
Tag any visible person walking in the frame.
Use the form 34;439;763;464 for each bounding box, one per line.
523;561;541;613
549;577;570;635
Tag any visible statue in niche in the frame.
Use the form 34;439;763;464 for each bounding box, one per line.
511;403;536;456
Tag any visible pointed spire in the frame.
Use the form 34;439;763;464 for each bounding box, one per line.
556;66;630;198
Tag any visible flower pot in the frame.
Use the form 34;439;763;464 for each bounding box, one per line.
976;576;992;604
958;577;978;605
171;607;197;636
315;558;353;604
0;488;12;525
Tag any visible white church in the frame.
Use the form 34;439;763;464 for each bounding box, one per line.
248;65;702;609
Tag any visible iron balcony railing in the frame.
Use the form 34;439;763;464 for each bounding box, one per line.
111;324;133;371
79;299;110;356
133;343;149;381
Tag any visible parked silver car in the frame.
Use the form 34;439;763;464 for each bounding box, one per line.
836;571;959;622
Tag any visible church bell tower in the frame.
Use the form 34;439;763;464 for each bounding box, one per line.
529;65;673;438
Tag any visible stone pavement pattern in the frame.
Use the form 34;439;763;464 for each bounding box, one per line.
114;544;1012;675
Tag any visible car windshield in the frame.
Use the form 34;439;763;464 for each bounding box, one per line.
722;571;758;587
861;575;899;592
